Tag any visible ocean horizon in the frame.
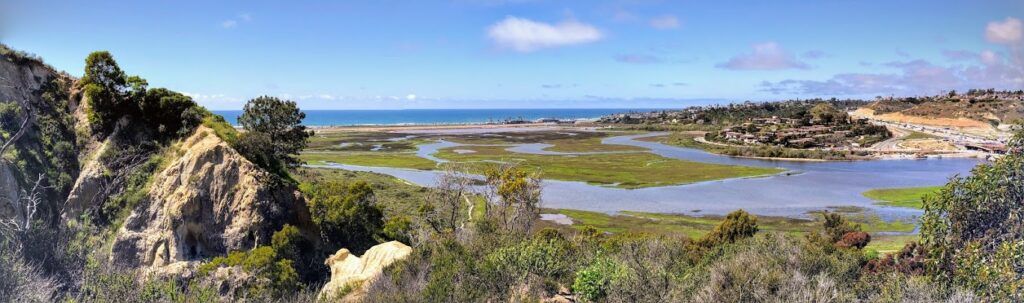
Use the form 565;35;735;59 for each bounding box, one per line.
212;108;671;126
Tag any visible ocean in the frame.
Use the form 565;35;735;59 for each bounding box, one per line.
212;108;667;126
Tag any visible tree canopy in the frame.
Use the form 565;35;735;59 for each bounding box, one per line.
236;96;313;174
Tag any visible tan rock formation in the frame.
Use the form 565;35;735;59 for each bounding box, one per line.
110;126;313;270
319;241;413;301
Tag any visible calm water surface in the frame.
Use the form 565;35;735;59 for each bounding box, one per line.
314;132;981;220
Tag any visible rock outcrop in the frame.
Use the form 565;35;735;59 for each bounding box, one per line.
0;162;22;218
319;241;413;301
110;126;314;271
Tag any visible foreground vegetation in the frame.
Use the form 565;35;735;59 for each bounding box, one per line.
541;208;914;253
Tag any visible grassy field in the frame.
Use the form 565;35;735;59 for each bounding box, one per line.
301;152;439;170
862;186;942;209
543;136;646;153
434;144;783;188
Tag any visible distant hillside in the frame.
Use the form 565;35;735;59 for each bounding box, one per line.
862;90;1024;126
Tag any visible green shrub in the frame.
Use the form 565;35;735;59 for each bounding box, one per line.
919;131;1024;300
483;231;576;289
700;209;758;246
140;88;202;138
382;215;413;244
197;246;300;298
302;180;384;253
572;257;622;302
200;109;239;144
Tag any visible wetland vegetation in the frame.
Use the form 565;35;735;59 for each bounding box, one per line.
862;186;942;209
300;129;783;188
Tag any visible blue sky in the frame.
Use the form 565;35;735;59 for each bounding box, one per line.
2;0;1022;109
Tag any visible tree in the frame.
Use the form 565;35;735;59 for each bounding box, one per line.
420;164;474;238
236;96;313;173
483;163;542;237
81;51;130;132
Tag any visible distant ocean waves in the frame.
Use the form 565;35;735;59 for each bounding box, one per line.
211;108;669;126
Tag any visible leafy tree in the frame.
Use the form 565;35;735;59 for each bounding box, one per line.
302;180;384;253
483;164;542;236
81;51;131;132
236;96;313;173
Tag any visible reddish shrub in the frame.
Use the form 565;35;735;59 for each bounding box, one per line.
835;231;871;249
862;242;927;276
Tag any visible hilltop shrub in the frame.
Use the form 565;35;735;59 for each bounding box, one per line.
140;88;202;137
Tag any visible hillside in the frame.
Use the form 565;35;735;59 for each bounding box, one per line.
0;45;321;298
855;90;1024;137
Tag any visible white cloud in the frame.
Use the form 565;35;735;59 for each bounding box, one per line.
761;57;1023;96
980;50;1000;65
487;16;603;52
221;13;252;29
986;17;1022;44
716;42;809;70
648;15;680;30
406;94;417;101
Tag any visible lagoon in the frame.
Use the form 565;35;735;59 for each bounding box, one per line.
314;132;980;220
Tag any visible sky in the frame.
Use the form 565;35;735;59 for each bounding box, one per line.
1;0;1023;110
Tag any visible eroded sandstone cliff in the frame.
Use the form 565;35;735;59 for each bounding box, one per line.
111;126;314;271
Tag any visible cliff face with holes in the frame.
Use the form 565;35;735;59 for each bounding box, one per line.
110;126;314;271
